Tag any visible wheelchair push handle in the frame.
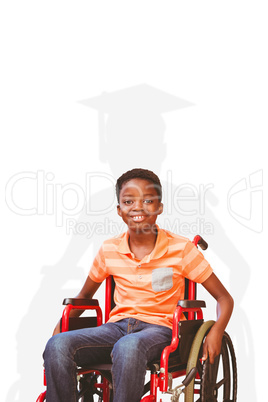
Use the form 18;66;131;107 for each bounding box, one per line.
193;235;208;250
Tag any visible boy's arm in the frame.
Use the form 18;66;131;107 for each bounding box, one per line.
53;276;101;335
201;273;234;364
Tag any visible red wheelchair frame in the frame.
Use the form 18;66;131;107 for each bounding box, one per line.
37;235;237;402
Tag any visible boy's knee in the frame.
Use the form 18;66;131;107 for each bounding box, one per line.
43;335;58;360
43;333;72;361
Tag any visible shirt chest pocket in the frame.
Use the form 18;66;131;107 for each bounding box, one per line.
151;267;173;292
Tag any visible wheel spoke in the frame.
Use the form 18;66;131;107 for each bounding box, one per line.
215;376;228;389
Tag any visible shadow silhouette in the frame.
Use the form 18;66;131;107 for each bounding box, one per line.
7;84;255;401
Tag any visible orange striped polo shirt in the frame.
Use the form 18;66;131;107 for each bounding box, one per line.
89;227;213;329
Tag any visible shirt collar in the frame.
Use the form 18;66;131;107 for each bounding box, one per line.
117;225;169;262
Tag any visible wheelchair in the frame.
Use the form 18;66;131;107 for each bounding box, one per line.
36;235;237;401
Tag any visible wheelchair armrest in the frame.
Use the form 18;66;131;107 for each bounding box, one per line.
177;299;206;308
61;299;103;331
63;298;99;306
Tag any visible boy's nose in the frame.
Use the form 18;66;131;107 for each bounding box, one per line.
133;199;143;209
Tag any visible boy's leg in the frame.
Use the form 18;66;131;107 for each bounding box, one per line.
111;319;172;402
43;322;123;402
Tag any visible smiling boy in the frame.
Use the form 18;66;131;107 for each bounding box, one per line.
43;168;234;402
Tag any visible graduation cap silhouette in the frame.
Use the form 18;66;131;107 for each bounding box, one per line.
79;84;193;163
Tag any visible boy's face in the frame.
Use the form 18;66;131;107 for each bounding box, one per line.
117;178;163;234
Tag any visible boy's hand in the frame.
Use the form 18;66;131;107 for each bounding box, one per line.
202;326;223;364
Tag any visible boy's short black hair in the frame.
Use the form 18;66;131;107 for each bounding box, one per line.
116;168;162;203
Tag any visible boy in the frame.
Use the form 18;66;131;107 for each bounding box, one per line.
43;168;234;402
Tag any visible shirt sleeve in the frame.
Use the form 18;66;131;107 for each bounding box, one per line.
89;245;109;283
181;240;213;283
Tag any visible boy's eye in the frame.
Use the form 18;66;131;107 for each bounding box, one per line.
123;199;153;205
124;200;133;205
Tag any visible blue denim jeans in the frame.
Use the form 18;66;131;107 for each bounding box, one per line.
43;318;172;402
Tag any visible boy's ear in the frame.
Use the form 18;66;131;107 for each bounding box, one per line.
158;202;164;215
117;204;122;217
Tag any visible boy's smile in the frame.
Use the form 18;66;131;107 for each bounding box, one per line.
117;178;163;233
131;215;147;222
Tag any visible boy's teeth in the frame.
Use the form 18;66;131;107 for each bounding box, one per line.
133;216;144;220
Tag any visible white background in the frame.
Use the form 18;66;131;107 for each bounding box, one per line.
1;1;267;401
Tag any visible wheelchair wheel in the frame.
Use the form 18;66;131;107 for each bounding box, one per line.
184;320;237;401
201;331;237;401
